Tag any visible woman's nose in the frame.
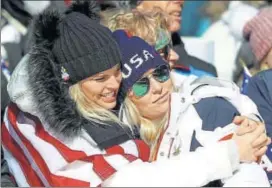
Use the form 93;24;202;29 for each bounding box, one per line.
150;77;163;94
108;76;120;89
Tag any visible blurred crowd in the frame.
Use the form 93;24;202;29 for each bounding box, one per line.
1;0;272;187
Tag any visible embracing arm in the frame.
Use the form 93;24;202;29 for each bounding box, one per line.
103;140;239;187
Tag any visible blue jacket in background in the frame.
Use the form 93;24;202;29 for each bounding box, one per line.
246;69;272;184
246;69;272;137
190;70;272;184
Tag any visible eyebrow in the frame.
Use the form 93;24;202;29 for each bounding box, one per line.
141;69;154;78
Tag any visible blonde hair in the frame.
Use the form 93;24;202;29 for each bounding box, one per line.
69;83;131;129
101;7;171;46
122;97;167;161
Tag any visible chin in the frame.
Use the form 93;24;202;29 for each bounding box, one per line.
100;101;117;110
170;23;181;32
156;104;169;118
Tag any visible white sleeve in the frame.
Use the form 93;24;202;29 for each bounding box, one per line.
103;140;240;187
223;163;270;187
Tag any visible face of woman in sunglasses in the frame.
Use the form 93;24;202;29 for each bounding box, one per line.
80;64;122;110
128;66;173;121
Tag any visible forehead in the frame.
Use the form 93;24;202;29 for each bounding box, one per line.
142;67;155;78
96;64;120;75
82;64;120;82
141;1;169;8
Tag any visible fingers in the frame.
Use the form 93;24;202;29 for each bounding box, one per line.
236;120;258;136
252;134;269;148
233;116;246;125
241;118;250;128
236;127;252;136
254;146;268;157
248;119;258;129
251;125;266;140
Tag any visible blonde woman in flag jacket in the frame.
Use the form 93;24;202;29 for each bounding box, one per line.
114;30;271;187
1;3;149;187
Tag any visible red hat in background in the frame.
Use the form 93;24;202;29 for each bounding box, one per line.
243;7;272;63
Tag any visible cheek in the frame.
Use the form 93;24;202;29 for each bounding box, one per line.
163;79;173;92
169;21;180;32
117;74;122;84
82;82;103;101
131;95;153;115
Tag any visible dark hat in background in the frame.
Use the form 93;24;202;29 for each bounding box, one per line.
243;7;272;63
112;29;167;96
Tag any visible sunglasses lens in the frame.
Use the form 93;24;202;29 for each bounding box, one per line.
132;78;149;97
153;65;170;82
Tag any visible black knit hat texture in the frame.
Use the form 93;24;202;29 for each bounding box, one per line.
51;12;121;84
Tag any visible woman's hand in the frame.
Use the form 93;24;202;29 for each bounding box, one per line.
233;116;270;152
232;123;271;163
233;116;259;136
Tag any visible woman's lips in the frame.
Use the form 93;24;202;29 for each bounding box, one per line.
153;92;169;104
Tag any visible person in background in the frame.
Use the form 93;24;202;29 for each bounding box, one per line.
99;0;218;78
113;29;270;187
202;1;259;81
180;1;211;37
246;69;272;183
246;69;272;138
234;0;272;84
1;0;70;120
243;7;272;72
1;1;56;187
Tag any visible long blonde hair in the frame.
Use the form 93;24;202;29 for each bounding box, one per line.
101;7;171;46
122;97;168;161
70;83;131;129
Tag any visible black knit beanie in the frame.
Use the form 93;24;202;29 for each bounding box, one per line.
52;12;121;84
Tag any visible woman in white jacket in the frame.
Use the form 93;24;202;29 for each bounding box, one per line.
114;29;271;186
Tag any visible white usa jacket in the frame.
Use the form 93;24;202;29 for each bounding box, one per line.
120;76;270;187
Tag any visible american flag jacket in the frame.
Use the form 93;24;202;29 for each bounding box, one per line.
0;53;151;187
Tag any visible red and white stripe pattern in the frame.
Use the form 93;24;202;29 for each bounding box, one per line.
2;103;150;187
